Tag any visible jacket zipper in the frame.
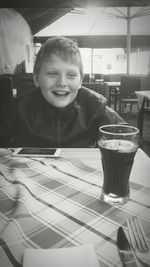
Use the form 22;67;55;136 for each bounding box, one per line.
57;118;61;147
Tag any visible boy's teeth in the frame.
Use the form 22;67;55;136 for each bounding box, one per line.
54;91;68;95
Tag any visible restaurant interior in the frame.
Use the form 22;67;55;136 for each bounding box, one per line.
0;1;150;267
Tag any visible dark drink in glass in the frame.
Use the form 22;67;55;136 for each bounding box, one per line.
98;125;139;204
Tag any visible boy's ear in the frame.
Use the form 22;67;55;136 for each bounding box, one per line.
33;73;39;88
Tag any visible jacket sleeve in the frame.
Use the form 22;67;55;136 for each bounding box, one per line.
0;119;13;147
0;110;17;147
104;106;127;125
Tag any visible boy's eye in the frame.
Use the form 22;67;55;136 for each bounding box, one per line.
47;71;58;76
67;73;78;78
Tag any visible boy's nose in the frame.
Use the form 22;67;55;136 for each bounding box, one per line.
57;75;67;87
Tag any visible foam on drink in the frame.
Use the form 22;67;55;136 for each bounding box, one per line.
100;139;138;153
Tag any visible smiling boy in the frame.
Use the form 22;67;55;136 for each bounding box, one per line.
0;36;125;147
34;55;81;109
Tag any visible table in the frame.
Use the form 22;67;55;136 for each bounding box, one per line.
105;82;121;110
135;90;150;137
105;82;121;87
0;148;150;267
95;79;104;84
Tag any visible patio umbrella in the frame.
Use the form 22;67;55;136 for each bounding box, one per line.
102;7;150;73
35;7;150;74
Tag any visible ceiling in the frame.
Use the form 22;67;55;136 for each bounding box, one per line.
1;0;150;8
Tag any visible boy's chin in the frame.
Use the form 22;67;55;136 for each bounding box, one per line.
51;100;73;109
54;103;71;109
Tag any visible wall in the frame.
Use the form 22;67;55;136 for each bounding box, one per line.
0;8;34;74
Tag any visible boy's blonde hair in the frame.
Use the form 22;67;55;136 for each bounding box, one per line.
33;36;84;79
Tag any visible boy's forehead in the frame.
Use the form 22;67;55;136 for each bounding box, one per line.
43;53;81;66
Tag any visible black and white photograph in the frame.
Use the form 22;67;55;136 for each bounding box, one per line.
0;1;150;266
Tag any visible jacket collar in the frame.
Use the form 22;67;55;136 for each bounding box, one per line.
38;89;77;120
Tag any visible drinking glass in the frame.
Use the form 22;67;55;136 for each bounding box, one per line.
98;124;139;204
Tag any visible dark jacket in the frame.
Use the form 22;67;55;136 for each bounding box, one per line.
0;87;125;148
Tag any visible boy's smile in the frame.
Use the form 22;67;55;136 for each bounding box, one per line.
52;90;70;97
33;54;82;108
53;91;69;95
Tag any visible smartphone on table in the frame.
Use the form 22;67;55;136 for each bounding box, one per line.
13;148;61;157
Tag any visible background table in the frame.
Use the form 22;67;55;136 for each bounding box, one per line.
135;90;150;137
0;148;150;267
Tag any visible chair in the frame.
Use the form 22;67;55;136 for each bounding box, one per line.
136;80;150;138
82;82;93;90
82;73;90;83
140;76;150;108
109;85;120;110
13;73;35;96
103;74;121;110
108;74;121;82
140;76;150;91
92;82;109;100
137;96;150;138
94;73;103;81
82;82;109;100
118;75;141;113
0;76;13;121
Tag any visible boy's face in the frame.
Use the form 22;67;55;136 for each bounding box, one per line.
33;54;82;108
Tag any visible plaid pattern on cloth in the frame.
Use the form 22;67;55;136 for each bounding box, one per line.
0;148;150;267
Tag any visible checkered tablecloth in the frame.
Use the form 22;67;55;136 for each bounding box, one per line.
0;148;150;267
